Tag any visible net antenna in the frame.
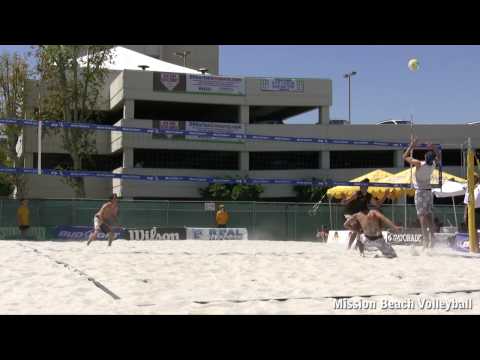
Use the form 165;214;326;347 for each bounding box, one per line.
409;114;414;189
37;119;42;175
309;192;329;216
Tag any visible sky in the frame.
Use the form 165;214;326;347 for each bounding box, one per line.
2;45;480;125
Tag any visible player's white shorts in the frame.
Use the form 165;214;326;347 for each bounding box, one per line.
94;216;110;233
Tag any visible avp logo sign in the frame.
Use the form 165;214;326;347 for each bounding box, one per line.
128;227;185;241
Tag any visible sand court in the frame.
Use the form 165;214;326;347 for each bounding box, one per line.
1;240;480;314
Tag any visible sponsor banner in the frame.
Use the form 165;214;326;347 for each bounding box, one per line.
384;230;423;245
127;227;186;241
452;232;480;252
0;227;46;240
260;78;305;92
186;227;248;240
53;226;126;241
327;230;351;246
186;74;245;95
185;121;245;143
153;72;186;92
152;120;185;140
204;202;216;211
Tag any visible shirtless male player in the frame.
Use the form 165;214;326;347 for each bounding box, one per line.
87;194;119;247
344;209;401;258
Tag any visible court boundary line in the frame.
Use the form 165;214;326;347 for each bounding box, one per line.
192;288;480;305
17;243;121;300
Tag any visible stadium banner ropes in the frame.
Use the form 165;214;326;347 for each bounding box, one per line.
0;166;419;188
0;118;439;149
0;117;442;188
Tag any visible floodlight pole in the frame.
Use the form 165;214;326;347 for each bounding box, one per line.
343;71;357;124
37;120;42;175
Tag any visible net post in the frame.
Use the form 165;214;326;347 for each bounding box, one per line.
438;144;443;189
467;137;478;253
37;120;42;175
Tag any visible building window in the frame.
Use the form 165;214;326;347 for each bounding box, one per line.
84;154;123;171
250;152;319;170
134;100;239;123
330;151;394;169
33;153;122;171
437;149;461;167
33;153;73;169
403;149;461;167
133;149;239;170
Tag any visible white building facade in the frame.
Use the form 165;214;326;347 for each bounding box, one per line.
18;46;479;199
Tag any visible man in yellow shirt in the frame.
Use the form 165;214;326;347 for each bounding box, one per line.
17;199;30;239
215;204;229;228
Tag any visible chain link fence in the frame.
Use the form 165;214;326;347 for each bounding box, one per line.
0;198;465;241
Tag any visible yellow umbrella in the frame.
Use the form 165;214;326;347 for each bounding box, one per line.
326;169;393;200
369;168;466;200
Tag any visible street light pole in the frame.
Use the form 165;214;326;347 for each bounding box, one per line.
174;51;191;67
343;71;357;124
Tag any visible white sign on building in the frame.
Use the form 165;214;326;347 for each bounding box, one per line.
260;78;305;92
185;121;245;143
186;74;245;95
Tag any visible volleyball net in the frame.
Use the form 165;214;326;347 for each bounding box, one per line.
0;118;443;189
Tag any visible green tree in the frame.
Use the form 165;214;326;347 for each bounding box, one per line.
0;52;30;198
293;180;330;202
34;45;114;197
199;179;264;201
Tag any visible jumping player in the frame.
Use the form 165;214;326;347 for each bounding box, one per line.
344;209;400;258
403;137;441;248
87;194;119;247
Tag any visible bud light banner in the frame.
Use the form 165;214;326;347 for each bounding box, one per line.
186;227;248;240
127;227;186;241
53;226;127;241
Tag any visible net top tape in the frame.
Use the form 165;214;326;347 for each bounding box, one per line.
0;166;426;188
0;118;442;188
0;118;440;149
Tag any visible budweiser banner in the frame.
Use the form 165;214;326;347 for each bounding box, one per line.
53;226;126;241
260;78;305;92
186;74;245;95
